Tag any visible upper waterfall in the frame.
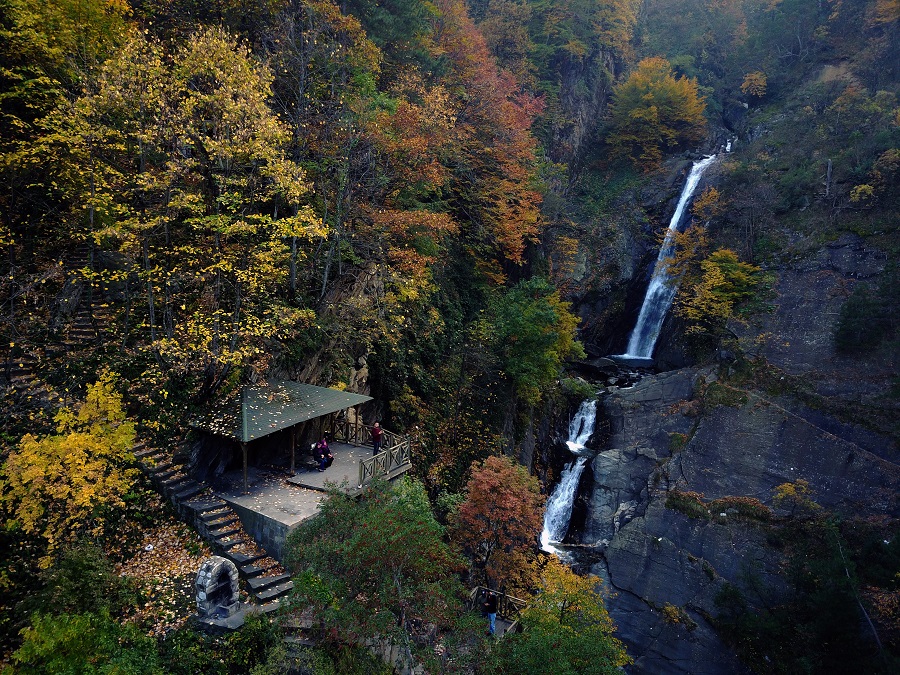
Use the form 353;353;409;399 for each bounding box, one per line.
621;155;718;359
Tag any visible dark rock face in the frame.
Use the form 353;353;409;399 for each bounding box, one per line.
584;370;697;544
575;365;899;674
736;233;895;402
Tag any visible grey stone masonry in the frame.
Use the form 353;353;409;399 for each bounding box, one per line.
196;556;240;619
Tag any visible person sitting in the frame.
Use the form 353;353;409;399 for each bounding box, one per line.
315;435;333;471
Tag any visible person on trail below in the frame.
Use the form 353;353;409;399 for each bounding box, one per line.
483;590;498;636
372;421;384;455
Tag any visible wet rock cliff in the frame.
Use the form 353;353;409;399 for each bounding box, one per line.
570;236;899;673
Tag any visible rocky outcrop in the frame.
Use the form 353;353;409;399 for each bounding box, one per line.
584;369;698;544
575;365;899;673
736;233;894;402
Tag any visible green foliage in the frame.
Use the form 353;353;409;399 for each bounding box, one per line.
28;541;136;617
607;57;707;170
714;515;898;673
703;382;748;408
284;477;465;647
491;277;585;405
834;282;894;353
224;613;287;675
341;0;435;63
12;611;162;675
485;559;631;675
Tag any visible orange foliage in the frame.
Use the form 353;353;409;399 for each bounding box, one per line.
450;454;545;587
433;0;544;265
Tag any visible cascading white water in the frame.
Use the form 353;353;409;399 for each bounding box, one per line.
540;399;597;552
621;155;718;359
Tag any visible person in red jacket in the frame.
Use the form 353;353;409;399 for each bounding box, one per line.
371;421;384;456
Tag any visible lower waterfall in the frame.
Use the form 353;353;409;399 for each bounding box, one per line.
540;399;597;552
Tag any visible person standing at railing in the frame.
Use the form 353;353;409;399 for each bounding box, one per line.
372;421;384;456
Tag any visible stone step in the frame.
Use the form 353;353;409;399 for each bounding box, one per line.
142;455;169;469
174;482;206;502
247;573;291;593
224;550;265;567
254;581;293;603
208;524;241;540
239;564;265;579
154;467;180;482
214;535;245;551
133;445;158;459
162;477;191;497
183;498;228;516
204;511;238;526
259;601;283;616
147;461;174;475
199;507;234;523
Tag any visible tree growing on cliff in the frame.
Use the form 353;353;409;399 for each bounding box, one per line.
450;455;545;591
485;558;631;674
606;56;706;170
674;248;766;341
491;277;585;405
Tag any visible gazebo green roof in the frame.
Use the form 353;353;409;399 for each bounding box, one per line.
194;379;372;443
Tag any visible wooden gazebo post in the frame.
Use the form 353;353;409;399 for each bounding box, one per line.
241;442;248;494
241;388;249;494
290;426;296;476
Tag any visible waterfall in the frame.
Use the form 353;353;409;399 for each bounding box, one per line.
540;399;597;552
621;155;718;359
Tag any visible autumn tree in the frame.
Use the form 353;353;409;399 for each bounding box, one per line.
486;558;631;675
607;56;707;170
284;478;465;656
63;27;322;396
434;0;544;268
674;248;766;341
740;71;768;99
450;455;545;590
0;372;136;566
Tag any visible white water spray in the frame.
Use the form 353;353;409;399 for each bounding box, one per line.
540;399;597;552
620;155;718;359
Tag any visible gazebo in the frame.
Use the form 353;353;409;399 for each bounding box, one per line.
193;379;373;492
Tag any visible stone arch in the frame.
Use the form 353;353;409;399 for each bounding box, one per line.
195;556;240;618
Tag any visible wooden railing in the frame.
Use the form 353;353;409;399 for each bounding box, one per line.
357;435;411;487
469;586;527;634
326;419;412;488
326;417;374;447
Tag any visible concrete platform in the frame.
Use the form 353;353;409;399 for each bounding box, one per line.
211;467;324;561
208;441;409;561
286;441;370;491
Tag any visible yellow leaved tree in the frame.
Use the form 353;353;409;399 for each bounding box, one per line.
1;373;137;566
607;57;707;170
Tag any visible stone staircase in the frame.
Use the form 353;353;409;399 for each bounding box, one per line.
2;348;59;427
132;444;294;618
